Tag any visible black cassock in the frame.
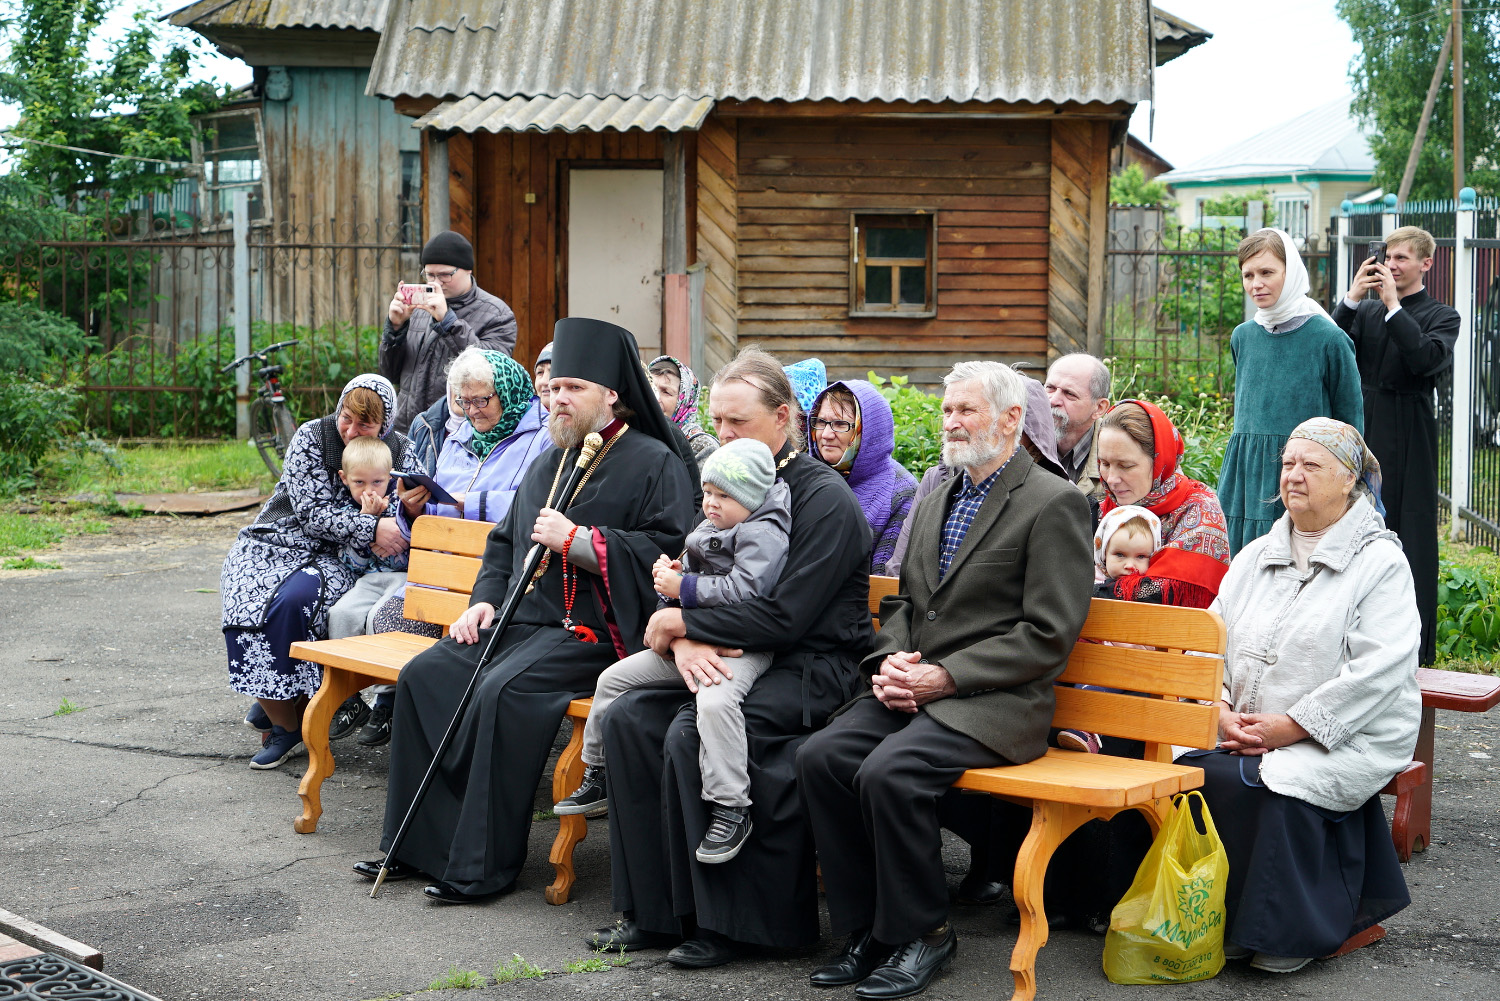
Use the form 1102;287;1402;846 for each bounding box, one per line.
603;443;874;947
380;426;693;895
1333;289;1458;664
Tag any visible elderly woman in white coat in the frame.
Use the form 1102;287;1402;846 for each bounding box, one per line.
1189;417;1420;974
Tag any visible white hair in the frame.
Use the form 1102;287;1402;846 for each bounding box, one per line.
1050;352;1112;402
944;360;1027;447
446;346;494;397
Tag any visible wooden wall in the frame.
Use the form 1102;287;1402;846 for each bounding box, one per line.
447;129;665;369
1048;119;1110;357
729;116;1052;387
695;117;738;374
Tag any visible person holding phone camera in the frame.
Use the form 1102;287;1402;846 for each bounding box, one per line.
1333;226;1459;664
379;230;517;434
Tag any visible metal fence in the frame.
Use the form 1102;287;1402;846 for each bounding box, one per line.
7;197;418;437
1103;205;1332;399
1338;194;1500;545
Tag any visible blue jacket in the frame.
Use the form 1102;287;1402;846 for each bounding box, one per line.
406;394;453;475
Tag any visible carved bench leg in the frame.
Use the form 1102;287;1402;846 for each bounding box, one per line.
1324;923;1386;959
295;668;366;834
1407;707;1435;856
1007;801;1095;1001
547;711;589;904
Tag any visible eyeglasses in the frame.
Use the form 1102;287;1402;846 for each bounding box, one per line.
423;268;460;282
810;418;856;434
454;393;496;411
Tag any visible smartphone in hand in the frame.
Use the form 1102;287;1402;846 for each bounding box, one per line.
1365;242;1387;300
397;282;438;307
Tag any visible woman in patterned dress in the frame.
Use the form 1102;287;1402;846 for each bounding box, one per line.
220;374;412;769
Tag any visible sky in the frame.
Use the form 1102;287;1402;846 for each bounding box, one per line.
1131;0;1362;169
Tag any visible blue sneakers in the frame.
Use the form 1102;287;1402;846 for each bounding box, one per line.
250;725;305;769
244;701;272;732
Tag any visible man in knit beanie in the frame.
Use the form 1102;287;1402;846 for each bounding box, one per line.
379;230;518;433
557;436;793;868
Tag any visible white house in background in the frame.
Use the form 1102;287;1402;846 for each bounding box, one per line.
1158;96;1378;242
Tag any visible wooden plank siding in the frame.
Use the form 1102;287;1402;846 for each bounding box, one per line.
696;116;738;374
456;130;665;368
1047;119;1111;357
732;117;1052;387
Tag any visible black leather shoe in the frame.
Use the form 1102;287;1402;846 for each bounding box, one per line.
667;930;737;968
810;928;894;987
953;873;1005;906
854;927;957;1000
585;918;681;952
421;879;514;905
353;857;420;882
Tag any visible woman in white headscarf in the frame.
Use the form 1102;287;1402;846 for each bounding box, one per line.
1217;228;1364;552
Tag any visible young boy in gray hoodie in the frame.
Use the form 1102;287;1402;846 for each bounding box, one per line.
555;437;791;864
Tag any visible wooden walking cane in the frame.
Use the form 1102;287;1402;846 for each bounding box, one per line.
371;431;606;898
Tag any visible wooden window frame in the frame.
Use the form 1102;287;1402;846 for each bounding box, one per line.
191;106;271;229
848;209;938;319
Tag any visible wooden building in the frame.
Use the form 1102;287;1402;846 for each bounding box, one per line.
365;1;1204;384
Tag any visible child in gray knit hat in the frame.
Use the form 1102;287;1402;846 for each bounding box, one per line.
557;437;791;864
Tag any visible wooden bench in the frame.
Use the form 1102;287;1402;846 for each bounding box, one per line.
289;515;493;836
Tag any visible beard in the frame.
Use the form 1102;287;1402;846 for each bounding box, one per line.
1051;404;1073;435
943;427;1006;470
549;395;609;449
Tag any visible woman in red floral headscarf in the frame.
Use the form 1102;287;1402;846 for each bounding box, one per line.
1095;399;1231;607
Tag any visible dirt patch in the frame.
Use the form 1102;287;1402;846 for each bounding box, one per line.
0;510;252;581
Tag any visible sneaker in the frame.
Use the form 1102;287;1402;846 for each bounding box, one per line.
696;804;752;863
1224;942;1253;961
555;765;609;817
1056;729;1102;754
244;702;271;732
1249;953;1313;974
356;702;393;747
250;725;305;769
329;695;371;741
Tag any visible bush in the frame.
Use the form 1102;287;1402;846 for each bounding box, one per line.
868;372;943;478
0;373;82;490
1436;550;1500;664
0;301;95;375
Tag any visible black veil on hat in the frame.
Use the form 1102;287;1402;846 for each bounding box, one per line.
550;317;701;485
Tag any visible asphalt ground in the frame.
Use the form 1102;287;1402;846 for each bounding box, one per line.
1;511;1497;1001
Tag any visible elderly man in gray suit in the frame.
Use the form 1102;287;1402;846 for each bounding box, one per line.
795;360;1094;1000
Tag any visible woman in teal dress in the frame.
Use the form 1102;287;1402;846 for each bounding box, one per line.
1218;228;1363;552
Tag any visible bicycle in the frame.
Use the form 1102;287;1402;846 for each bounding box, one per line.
221;339;301;477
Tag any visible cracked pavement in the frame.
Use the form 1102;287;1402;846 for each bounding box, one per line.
1;511;1498;1000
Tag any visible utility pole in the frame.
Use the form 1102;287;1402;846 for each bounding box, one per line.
1453;0;1465;197
1397;22;1453;206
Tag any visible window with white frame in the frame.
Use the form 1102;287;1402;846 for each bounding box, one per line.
192;108;269;225
1273;194;1311;242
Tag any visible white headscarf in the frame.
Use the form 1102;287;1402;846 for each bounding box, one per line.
1093;504;1163;579
1251;228;1331;331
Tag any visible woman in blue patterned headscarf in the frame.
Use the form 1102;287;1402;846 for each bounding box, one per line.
649;354;719;470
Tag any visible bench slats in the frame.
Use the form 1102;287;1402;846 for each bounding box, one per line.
1076;598;1226;654
403;587;472;626
289;632;438;679
1052;685;1219;749
952;748;1205;806
407;548;483;593
1059;643;1224;701
410;515;493;556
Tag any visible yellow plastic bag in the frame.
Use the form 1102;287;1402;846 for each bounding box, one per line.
1102;790;1228;984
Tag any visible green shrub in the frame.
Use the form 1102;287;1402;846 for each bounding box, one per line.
868;372;943;478
0;373;82;491
0;302;95;375
1436;553;1500;664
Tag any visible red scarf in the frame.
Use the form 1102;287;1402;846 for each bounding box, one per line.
1100;400;1230;601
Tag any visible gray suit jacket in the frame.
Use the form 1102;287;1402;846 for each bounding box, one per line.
848;449;1094;764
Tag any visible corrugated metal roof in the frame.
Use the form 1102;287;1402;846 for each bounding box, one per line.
1151;5;1210;64
368;0;1153;106
167;0;387;30
413;94;715;134
1159;97;1375;184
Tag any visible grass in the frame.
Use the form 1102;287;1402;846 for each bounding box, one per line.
41;440;276;497
4;556;63;570
563;946;632;973
427;966;485;990
492;954;548;983
53;697;84;716
0;512;110;562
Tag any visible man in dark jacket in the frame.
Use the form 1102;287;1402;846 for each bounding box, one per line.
1334;225;1459;664
795;360;1093;1000
379;230;517;433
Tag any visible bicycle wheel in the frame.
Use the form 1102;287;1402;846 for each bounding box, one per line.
251;400;295;477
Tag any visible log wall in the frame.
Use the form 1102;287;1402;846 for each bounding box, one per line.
1048;119;1111;357
695;117;739;374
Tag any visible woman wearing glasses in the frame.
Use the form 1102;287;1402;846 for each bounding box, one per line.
806;380;916;575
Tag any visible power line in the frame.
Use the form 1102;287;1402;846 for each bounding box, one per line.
0;131;196;169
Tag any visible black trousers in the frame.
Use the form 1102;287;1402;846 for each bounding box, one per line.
795;698;1006;944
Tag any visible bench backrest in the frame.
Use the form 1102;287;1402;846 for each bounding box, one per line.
867;575;1225;762
403;516;496;628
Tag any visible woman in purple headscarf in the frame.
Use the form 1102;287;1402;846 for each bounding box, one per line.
806;379;916;576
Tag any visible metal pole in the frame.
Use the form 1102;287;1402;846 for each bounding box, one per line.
1381;192;1398;239
1450;187;1476;539
1337;200;1352;296
1453;0;1465;198
233;188;251;440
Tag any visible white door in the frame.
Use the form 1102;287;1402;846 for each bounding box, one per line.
568;168;663;356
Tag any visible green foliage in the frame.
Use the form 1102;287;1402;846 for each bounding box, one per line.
1339;1;1500;200
4;555;62;569
1436;554;1500;662
1108;360;1234;488
563;956;610;973
1198;190;1277;224
1109;164;1172;207
0;372;82;491
42;440;274;498
0;299;95;374
427;966;485;990
0;514;66;556
867;371;943;478
52;696;83;715
492;954;547;983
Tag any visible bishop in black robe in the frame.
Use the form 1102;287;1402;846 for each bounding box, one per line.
603;439;873;948
374;318;695;898
1333;287;1458;664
